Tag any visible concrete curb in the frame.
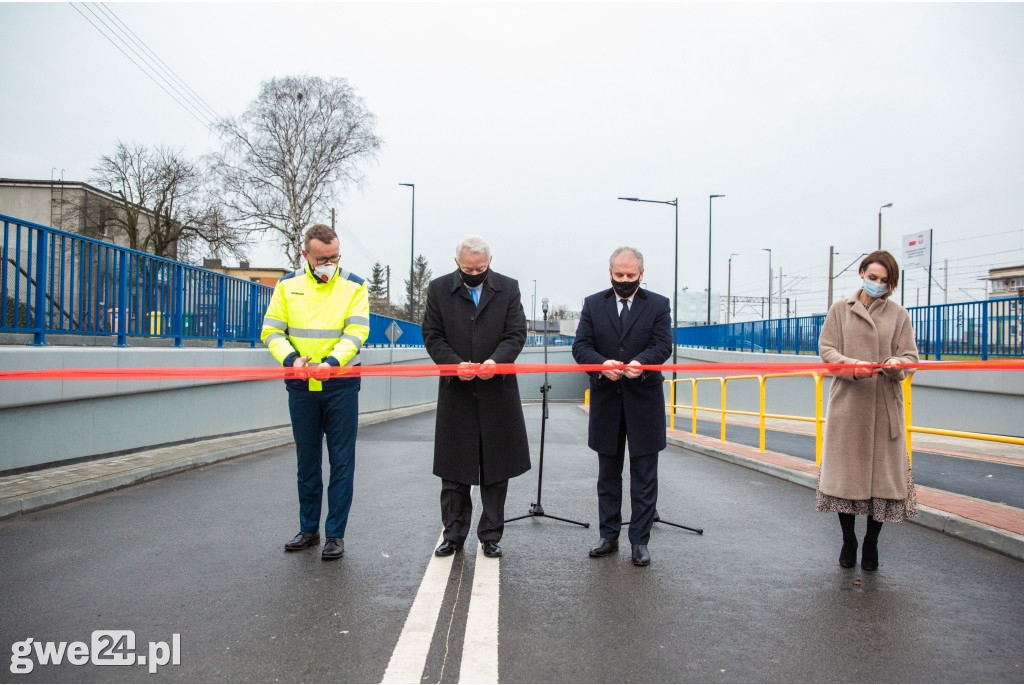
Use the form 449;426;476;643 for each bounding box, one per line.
668;434;1024;562
0;403;436;520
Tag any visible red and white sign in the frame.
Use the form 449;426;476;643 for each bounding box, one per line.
902;229;932;268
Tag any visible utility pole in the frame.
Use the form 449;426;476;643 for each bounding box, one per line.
827;246;834;312
777;267;783;320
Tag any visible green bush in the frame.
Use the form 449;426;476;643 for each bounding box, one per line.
4;295;30;328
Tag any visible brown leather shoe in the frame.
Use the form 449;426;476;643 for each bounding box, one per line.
284;530;320;551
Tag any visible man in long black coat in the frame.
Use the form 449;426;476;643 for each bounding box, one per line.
422;235;531;559
572;246;672;566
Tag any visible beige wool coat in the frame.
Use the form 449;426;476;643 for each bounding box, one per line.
818;289;920;501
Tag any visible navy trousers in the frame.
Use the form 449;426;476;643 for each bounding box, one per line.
287;384;359;539
597;408;659;545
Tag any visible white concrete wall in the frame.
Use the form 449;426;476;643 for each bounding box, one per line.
1;344;1018;473
0;346;588;472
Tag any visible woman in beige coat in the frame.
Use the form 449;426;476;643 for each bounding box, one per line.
817;251;919;571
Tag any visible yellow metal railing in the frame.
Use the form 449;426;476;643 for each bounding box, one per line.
666;371;1024;465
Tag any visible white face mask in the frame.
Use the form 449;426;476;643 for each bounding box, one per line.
862;279;888;298
311;262;337;283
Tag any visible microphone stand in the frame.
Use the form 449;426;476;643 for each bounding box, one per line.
505;302;589;529
624;510;703;535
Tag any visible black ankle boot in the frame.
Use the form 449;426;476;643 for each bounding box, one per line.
838;513;857;568
861;517;883;571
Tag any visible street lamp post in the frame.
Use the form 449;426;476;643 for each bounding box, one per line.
532;279;537;343
762;248;772;320
726;253;740;324
399;183;415;320
618;196;679;380
877;202;893;251
708;194;725;325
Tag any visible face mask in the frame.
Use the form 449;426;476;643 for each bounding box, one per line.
611;278;640;299
460;268;488;288
862;279;888;298
310;262;337;283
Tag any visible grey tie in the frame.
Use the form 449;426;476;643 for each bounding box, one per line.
619;298;629;328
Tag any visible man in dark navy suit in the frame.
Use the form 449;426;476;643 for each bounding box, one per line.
572;246;672;566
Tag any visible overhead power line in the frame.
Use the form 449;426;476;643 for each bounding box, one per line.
69;2;222;136
94;2;222;124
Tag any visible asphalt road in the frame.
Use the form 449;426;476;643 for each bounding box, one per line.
1;404;1022;683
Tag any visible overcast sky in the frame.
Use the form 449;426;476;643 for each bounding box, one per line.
2;2;1022;320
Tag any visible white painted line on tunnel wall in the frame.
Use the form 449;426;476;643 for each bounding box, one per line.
381;531;455;683
458;542;500;684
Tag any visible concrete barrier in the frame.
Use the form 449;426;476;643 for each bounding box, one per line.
0;346;586;472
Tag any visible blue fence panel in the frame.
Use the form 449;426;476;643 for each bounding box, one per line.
365;312;424;347
2;213;426;349
678;298;1023;358
2;214;272;347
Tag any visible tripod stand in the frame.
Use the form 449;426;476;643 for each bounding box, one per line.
505;299;589;529
624;510;703;535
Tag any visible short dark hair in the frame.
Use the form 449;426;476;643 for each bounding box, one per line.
304;224;338;250
859;250;900;295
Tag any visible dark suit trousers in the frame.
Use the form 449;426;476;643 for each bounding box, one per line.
440;479;508;544
597;407;659;545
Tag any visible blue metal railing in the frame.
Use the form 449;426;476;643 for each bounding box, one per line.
365;312;424;347
1;214;424;348
676;298;1024;359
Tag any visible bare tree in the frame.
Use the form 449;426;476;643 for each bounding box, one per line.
90;141;249;262
212;75;383;267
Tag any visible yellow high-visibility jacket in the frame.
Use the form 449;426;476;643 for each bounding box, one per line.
261;263;370;392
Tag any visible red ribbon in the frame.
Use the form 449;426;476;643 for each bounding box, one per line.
2;359;1022;382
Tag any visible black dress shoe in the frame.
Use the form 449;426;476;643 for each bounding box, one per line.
482;541;502;558
284;530;320;551
322;538;344;560
589;538;619;558
631;544;651;566
434;540;463;557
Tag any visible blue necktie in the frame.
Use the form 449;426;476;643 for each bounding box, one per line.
471;289;479;307
619;299;629;328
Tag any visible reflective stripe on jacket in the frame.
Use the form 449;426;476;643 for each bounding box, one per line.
261;263;370;392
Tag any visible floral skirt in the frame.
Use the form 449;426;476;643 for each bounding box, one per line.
815;467;918;523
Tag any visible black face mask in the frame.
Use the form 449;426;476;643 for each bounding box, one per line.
460;269;489;288
611;278;640;299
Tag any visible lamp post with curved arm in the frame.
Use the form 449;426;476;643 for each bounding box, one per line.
399;183;415;320
618;196;678;380
878;202;893;251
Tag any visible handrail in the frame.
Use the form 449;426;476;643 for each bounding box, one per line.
668;371;1024;465
674;296;1024;360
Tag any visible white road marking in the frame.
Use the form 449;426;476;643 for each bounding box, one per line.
458;542;501;684
381;531;455;683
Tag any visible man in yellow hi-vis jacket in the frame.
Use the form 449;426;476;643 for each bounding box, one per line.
261;224;370;561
